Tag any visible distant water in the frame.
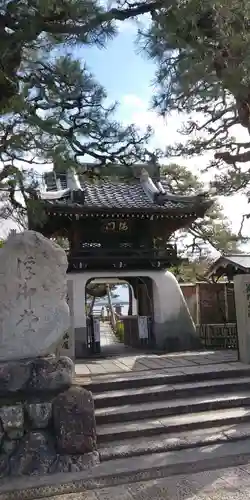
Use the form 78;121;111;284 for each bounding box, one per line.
88;300;129;316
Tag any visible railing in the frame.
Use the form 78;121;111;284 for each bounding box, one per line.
197;323;238;350
68;245;179;270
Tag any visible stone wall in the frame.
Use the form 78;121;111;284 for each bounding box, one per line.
0;356;98;479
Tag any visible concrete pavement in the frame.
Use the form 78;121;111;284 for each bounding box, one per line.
75;350;239;381
25;463;250;499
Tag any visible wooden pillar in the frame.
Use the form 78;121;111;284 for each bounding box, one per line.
137;283;149;316
224;283;229;322
196;283;201;325
128;285;133;316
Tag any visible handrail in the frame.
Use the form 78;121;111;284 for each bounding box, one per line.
69;246;177;259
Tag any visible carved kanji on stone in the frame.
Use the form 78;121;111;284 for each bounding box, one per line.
0;231;70;361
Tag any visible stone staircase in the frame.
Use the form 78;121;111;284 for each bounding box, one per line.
4;365;250;500
88;365;250;463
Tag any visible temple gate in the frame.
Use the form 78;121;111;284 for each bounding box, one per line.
29;163;212;358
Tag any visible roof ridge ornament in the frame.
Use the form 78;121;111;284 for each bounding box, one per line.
67;169;85;204
140;168;160;203
39;168;85;204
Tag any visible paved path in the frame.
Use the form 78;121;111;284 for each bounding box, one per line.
75;350;239;380
36;463;250;499
100;322;120;348
99;322;130;357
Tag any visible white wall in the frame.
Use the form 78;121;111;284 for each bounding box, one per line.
69;269;198;352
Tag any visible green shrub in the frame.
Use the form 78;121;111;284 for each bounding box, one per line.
115;320;124;342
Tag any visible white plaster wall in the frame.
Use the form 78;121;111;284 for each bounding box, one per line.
131;285;138;315
184;294;197;324
69;270;198;351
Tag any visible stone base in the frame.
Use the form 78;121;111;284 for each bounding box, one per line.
0;357;98;479
154;320;202;352
0;355;75;397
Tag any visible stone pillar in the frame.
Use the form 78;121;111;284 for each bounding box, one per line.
0;356;98;478
57;280;75;360
72;275;89;358
234;274;250;363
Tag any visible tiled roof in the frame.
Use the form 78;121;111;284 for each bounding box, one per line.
224;254;250;269
207;254;250;277
81;179;185;210
43;174;211;214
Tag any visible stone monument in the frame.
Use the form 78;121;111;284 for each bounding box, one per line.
0;231;98;480
0;230;69;361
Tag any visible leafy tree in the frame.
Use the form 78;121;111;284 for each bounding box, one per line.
169;260;210;283
162;163;245;258
0;0;126;111
1;0;162;223
136;0;250;202
0;0;161;113
0;54;154;224
2;0;249;241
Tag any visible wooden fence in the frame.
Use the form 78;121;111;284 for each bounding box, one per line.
181;283;238;350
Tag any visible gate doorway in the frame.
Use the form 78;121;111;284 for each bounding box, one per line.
85;276;154;358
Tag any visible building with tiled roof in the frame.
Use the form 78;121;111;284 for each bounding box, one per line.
31;163;213;271
207;253;250;280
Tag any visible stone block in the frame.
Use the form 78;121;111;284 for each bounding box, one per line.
2;437;18;455
53;451;100;473
53;386;97;454
0;405;24;436
26;403;52;429
0;421;4;445
0;454;8;478
9;431;57;476
0;356;74;397
27;356;74;393
0;360;31;396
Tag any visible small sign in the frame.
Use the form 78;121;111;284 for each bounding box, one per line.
102;220;130;233
138;316;149;339
93;318;100;342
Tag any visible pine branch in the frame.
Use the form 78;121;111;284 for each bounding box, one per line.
214;150;250;165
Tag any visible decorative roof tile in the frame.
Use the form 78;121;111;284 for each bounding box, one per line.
79;178;209;212
42;172;212;215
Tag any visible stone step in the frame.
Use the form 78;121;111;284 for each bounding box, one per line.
95;391;250;425
97;406;250;443
87;364;250;393
95;438;250;485
4;438;250;497
93;376;250;408
98;421;250;461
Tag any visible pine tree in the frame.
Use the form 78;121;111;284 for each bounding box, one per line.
136;0;250;199
161;163;244;259
0;8;154;220
3;0;250;236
